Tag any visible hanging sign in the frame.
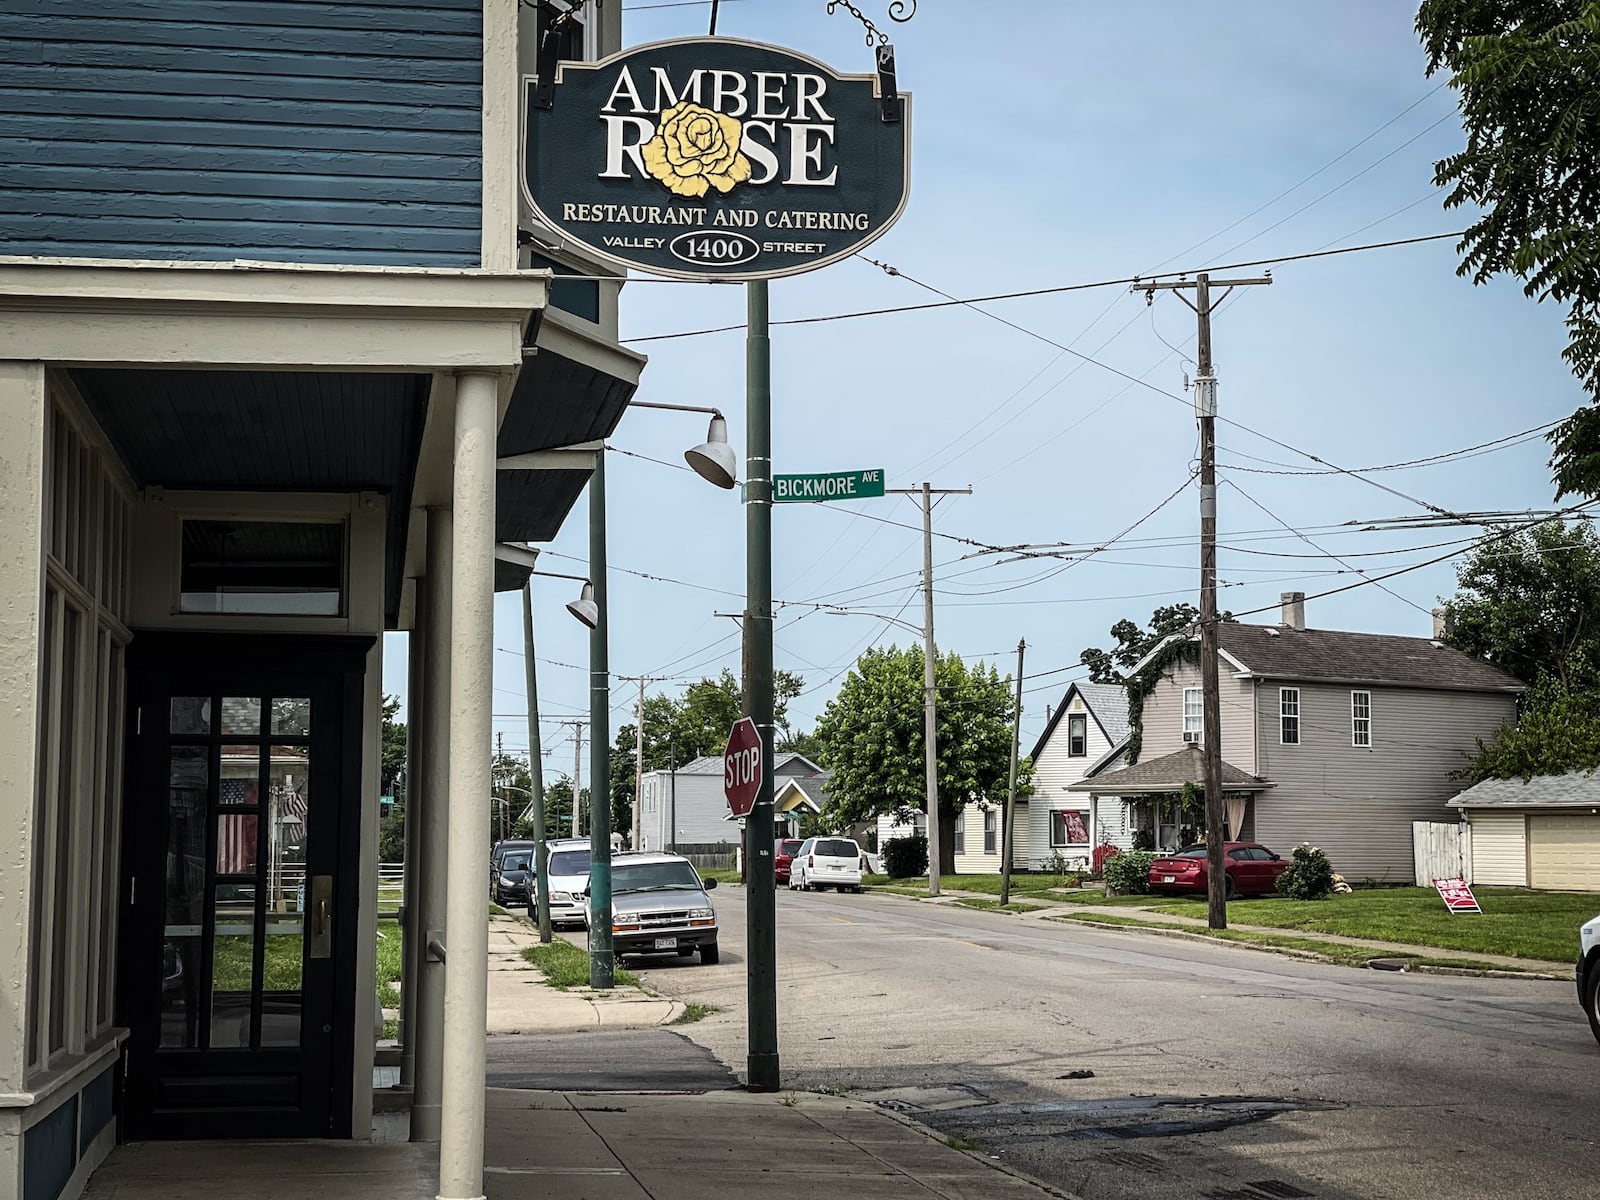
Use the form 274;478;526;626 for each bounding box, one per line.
1432;877;1482;914
523;37;911;280
773;468;885;503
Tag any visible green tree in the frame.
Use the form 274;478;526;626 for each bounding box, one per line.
1079;603;1203;683
519;775;587;841
813;645;1030;876
380;695;407;798
1445;519;1600;779
1417;1;1600;496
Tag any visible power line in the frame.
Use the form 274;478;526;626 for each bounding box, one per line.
623;232;1465;344
1218;418;1560;476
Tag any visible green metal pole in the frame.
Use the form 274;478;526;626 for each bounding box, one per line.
522;583;552;944
745;279;780;1091
588;451;615;988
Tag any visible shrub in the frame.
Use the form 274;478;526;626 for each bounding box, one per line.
1275;844;1335;901
1103;850;1155;895
882;835;929;879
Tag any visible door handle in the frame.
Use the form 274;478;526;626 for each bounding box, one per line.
309;874;333;959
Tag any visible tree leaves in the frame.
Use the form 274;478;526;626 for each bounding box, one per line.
1416;0;1600;495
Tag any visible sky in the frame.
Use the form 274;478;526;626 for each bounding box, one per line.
384;0;1584;779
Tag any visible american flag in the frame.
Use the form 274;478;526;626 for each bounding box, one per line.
217;779;258;874
276;784;308;825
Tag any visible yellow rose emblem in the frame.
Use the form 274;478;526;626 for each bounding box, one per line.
640;101;753;199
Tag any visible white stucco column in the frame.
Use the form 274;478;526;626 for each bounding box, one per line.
436;370;497;1200
410;511;452;1142
0;364;45;1087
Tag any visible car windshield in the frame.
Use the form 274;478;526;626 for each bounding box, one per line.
548;849;590;876
611;860;703;893
501;852;531;872
815;839;859;858
778;840;802;856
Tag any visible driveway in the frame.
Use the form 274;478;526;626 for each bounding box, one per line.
621;885;1594;1200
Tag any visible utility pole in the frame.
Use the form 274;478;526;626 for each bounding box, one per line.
555;719;587;838
1136;270;1271;930
522;584;552;943
999;639;1025;908
617;674;668;850
495;732;507;842
887;482;971;896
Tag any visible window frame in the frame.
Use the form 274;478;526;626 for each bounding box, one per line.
1066;712;1088;758
982;809;997;854
1279;687;1300;745
953;811;965;855
1351;689;1372;748
1182;687;1203;743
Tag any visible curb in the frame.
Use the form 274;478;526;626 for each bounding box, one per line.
1044;913;1568;979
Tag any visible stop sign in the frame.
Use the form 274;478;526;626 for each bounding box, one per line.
723;717;763;818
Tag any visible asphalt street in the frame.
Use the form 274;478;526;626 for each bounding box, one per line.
611;885;1598;1200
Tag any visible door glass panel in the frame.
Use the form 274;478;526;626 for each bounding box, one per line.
216;814;259;875
220;696;261;736
271;697;311;738
210;887;256;1048
170;696;211;735
262;742;311;1046
220;745;260;806
160;748;209;1048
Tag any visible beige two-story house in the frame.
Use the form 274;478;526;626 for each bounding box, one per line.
1071;593;1523;881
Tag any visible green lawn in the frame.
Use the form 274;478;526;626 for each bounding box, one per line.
700;868;741;886
1092;887;1590;962
376;919;404;1009
1052;912;1532;973
520;939;640;989
950;896;1049;914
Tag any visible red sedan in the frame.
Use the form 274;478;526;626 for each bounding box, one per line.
774;838;803;885
1147;842;1288;899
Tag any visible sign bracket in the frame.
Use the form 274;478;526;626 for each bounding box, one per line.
876;43;901;124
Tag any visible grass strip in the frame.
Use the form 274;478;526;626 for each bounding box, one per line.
1051;912;1529;973
669;1002;719;1025
951;897;1049;914
520;939;640;990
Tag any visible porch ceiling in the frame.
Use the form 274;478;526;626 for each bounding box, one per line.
71;367;427;622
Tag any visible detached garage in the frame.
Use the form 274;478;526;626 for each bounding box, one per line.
1449;773;1600;892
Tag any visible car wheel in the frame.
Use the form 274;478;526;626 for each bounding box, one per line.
1584;958;1600;1047
1224;873;1237;901
700;942;720;965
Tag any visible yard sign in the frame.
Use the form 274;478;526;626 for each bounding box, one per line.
1432;877;1482;914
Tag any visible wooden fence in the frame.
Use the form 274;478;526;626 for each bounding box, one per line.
1412;821;1472;886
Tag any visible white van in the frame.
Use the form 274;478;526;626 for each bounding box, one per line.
789;836;864;893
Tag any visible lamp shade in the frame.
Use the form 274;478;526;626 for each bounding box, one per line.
565;582;599;629
684;414;738;489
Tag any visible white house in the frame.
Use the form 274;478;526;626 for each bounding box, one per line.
1020;682;1131;869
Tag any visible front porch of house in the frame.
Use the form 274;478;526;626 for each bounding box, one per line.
1069;745;1275;854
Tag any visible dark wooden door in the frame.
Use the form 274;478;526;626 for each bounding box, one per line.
119;635;369;1139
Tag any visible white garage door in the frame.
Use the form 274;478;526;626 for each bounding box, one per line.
1527;814;1600;892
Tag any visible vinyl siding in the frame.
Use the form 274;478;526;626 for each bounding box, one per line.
0;1;482;267
1253;683;1516;881
1466;810;1527;887
1027;692;1121;869
1139;661;1258;773
638;774;735;850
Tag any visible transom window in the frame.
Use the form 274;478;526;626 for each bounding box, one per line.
1182;688;1203;743
180;520;346;616
1280;687;1300;745
1352;690;1372;747
1067;713;1088;757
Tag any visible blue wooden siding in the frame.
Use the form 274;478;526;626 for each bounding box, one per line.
0;0;482;267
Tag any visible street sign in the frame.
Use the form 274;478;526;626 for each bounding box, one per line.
723;716;763;818
522;38;911;280
772;468;885;503
1433;877;1482;914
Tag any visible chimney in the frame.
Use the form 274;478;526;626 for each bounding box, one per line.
1432;606;1454;640
1280;591;1306;631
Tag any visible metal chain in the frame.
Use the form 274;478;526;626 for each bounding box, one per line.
826;0;890;45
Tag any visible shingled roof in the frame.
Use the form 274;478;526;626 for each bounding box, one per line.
1449;772;1600;808
1029;681;1131;761
1066;745;1272;794
1212;623;1522;693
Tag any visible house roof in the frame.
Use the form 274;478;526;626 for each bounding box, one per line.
1029;681;1131;761
1449;772;1600;809
1130;623;1523;693
1066;745;1273;795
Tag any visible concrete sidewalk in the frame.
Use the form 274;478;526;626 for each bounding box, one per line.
87;1089;1074;1199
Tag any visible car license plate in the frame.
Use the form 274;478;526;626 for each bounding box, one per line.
1163;875;1175;883
654;937;676;950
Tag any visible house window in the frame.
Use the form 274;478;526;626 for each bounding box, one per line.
983;809;997;854
1352;690;1372;747
180;520;345;616
1067;713;1087;757
1050;809;1089;847
1280;687;1300;744
953;811;965;855
1182;688;1203;743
